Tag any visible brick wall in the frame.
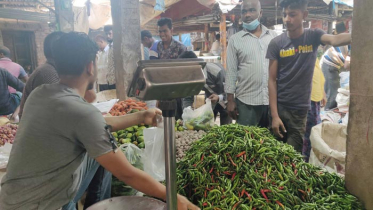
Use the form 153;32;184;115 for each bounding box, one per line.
0;20;53;66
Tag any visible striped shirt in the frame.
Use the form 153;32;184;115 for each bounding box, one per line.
321;45;349;69
225;26;277;105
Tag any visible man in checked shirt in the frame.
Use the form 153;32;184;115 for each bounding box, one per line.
225;0;277;127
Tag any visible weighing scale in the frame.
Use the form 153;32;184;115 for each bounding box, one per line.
88;59;206;210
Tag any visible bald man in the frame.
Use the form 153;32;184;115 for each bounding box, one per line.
225;0;278;127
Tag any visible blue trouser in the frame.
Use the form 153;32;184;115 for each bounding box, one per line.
62;155;112;210
322;63;340;110
302;101;321;162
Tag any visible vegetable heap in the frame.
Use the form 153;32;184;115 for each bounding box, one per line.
177;124;363;209
176;130;205;162
113;125;149;149
109;99;148;116
0;124;18;146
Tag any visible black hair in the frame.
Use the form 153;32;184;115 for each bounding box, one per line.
279;0;308;10
178;51;197;59
52;32;99;76
141;30;153;40
104;25;113;33
216;34;221;40
0;45;11;57
44;31;65;60
95;34;108;42
157;17;173;29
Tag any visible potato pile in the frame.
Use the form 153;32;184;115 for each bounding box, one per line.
0;124;18;146
175;130;205;162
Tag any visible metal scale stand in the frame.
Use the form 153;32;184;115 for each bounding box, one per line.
128;59;206;210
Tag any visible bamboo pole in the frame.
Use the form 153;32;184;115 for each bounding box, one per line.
220;14;227;69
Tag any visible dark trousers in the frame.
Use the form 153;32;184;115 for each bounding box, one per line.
213;103;232;125
270;105;308;153
303;101;321;162
236;99;269;127
99;84;116;92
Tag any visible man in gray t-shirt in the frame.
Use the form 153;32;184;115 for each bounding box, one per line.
1;84;111;209
266;0;351;152
0;32;199;210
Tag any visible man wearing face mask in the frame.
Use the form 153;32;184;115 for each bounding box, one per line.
225;0;278;127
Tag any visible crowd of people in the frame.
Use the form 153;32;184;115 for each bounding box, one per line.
0;0;352;209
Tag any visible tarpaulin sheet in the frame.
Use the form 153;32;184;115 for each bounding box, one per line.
197;0;240;13
323;0;353;7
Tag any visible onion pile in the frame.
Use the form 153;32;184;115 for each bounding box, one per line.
0;124;18;146
176;130;205;162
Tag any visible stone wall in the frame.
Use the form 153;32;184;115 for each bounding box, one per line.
0;19;53;66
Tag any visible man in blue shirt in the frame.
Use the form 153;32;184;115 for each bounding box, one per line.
141;30;159;60
0;68;24;116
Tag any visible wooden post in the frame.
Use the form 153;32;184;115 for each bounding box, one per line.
0;28;3;46
345;1;373;209
220;14;227;69
179;33;182;42
53;0;74;32
209;31;215;50
111;0;141;100
204;24;209;52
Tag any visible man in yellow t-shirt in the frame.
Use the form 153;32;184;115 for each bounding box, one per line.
303;58;326;162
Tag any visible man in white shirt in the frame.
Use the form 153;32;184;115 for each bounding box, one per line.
95;35;110;92
210;34;221;56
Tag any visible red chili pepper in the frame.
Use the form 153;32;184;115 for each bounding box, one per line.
202;202;208;207
251;134;254;139
253;208;256;210
261;189;270;203
228;155;237;167
192;164;197;167
294;169;298;175
223;171;231;175
221;195;226;199
291;163;296;168
231;172;237;181
263;172;267;178
276;200;285;209
204;190;207;198
250;158;255;163
232;201;242;210
201;154;204;162
260;139;264;144
209;167;214;173
284;162;287;166
240;188;245;197
267;179;271;183
236;151;246;157
243;154;247;161
298;189;307;195
211;175;215;183
255;169;258;173
244;191;252;202
279;186;284;190
262;189;271;193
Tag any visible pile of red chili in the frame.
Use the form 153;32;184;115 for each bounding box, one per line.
176;124;363;209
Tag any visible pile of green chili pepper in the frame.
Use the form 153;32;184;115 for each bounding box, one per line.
176;124;364;209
